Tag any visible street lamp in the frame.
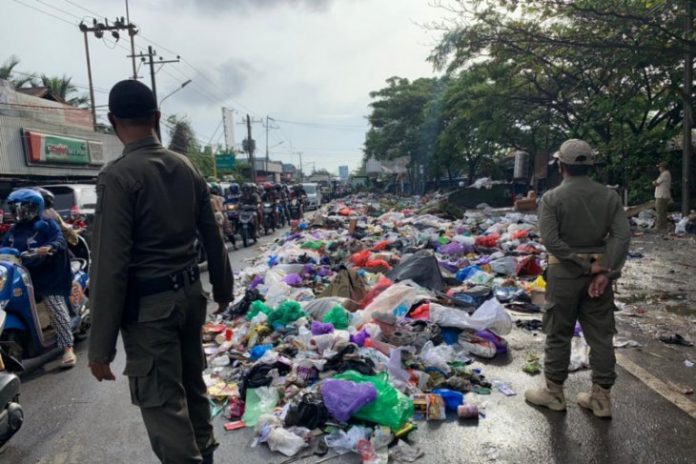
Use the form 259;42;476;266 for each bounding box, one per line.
159;79;192;106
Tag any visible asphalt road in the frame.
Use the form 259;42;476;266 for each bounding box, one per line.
2;227;696;464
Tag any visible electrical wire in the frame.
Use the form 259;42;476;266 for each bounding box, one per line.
34;0;82;20
272;117;366;130
10;0;76;25
62;0;101;18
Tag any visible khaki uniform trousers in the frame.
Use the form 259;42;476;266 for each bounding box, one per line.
122;280;217;464
655;198;670;232
543;265;617;387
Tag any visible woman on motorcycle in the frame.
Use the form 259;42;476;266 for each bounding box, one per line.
34;187;79;247
2;189;76;367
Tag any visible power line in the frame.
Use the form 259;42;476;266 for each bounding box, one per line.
34;0;82;20
10;0;75;25
273;117;366;130
63;0;101;18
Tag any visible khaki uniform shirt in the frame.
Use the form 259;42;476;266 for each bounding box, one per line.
539;176;630;279
88;136;233;363
654;170;672;199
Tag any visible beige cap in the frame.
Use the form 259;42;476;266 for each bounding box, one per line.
553;139;594;165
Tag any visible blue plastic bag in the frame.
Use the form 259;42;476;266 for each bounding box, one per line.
432;388;464;411
250;344;273;361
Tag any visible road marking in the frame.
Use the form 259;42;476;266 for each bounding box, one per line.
616;352;696;420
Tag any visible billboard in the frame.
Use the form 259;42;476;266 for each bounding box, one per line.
339;165;349;180
22;129;103;166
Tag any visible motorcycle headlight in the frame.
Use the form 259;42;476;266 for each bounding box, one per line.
0;266;7;291
225;204;237;211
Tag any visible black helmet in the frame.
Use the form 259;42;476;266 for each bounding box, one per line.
242;183;254;192
33;187;55;209
273;183;282;191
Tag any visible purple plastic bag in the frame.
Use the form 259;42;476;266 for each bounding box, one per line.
283;273;303;287
320;379;378;422
249;275;264;290
311;321;335;335
303;263;316;275
439;242;465;257
438;260;460;274
350;329;370;347
317;266;332;277
475;329;508;355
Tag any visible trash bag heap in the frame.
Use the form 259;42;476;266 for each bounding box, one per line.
202;194;548;461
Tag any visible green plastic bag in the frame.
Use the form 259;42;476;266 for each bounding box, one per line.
246;300;272;320
268;300;306;326
333;370;413;430
323;305;350;330
242;387;279;427
301;240;325;250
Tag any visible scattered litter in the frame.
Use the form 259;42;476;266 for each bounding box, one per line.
613;337;642;348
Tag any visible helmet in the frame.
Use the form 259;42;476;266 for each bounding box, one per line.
228;183;241;196
209;182;222;196
262;182;273;191
242;183;254;192
7;188;44;223
273;183;282;191
33;187;55;209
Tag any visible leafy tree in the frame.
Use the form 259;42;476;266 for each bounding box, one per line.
39;74;88;107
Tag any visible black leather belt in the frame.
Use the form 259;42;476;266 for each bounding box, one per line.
136;266;200;297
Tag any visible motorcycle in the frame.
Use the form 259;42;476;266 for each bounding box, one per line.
0;247;90;364
0;347;22;447
288;198;303;221
275;200;288;228
262;202;276;236
238;205;258;248
224;198;241;249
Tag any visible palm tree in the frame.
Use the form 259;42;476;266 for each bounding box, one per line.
0;55;37;87
39;74;88;107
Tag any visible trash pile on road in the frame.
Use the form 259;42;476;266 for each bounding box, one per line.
202;195;549;462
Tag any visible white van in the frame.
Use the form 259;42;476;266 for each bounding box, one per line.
302;183;321;210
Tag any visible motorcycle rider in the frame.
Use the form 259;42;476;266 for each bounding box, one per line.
291;184;307;219
261;182;279;227
34;187;80;247
274;183;289;224
240;183;262;239
2;189;76;367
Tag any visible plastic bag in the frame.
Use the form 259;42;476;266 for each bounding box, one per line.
429;298;513;335
360;282;433;322
242;387;279;427
455;265;481;282
301;240;325;250
282;273;303;286
432;388;464;411
323;305;350;329
250;344;273;361
268;300;306;327
246;300;273;321
490;256;517;276
569;334;589;372
303;297;350;321
359;275;393;308
311;321;335;335
350;249;371;267
320;379;378;422
267;428;307;457
285;392;330;429
333;370;414;430
325;426;371;455
419;341;455;374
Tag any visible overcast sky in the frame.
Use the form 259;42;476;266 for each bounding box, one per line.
3;0;445;174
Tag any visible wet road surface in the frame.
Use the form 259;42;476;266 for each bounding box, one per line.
2;230;696;464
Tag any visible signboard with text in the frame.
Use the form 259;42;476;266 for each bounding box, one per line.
215;153;236;170
22;129;103;166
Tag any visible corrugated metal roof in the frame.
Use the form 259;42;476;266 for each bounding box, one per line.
0;114;122;177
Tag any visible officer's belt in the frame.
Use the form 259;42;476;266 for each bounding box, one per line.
548;253;603;266
135;266;200;297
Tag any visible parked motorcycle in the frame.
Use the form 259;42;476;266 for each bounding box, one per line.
238;205;258;248
0;247;90;364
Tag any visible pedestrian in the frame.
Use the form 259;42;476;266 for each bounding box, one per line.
88;80;234;464
653;161;672;232
525;139;630;418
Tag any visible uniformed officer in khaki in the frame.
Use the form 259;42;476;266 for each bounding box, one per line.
88;80;233;464
525;139;630;418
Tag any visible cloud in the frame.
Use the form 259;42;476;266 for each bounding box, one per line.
170;57;257;108
177;0;337;14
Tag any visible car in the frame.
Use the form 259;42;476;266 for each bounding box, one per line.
301;183;321;210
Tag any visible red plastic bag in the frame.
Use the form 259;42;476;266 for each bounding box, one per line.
515;255;543;276
475;234;500;248
409;302;430;320
360;276;393;308
512;230;529;240
350;249;370;267
364;259;392;271
338;208;353;216
373;240;390;251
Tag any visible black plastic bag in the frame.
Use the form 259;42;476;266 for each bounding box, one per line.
284;392;330;429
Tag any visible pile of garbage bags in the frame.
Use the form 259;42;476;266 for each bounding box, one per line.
203;194;550;462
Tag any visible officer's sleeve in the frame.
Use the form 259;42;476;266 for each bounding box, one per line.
197;179;234;304
539;194;590;273
88;172;133;364
604;194;631;280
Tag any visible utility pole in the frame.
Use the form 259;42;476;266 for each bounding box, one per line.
298;151;304;182
79;17;137;129
247;114;256;182
128;47;180;140
125;0;138;80
683;0;693;215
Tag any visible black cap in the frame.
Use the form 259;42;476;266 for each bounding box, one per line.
108;79;158;118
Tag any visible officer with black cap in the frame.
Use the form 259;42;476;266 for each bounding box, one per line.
88;79;233;464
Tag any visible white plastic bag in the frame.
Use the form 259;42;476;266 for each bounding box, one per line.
360;281;433;321
490;256;517;276
324;425;372;455
267;428;307;457
419;341;455;374
569;335;589;372
429;298;513;334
